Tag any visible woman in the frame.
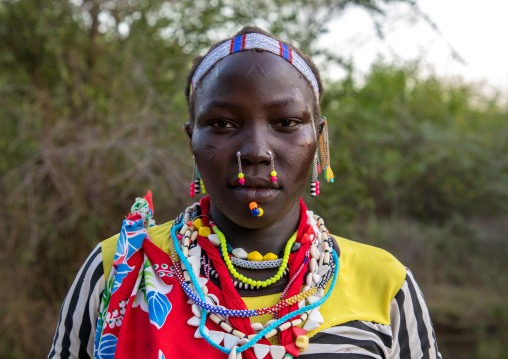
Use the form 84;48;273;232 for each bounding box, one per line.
49;26;441;359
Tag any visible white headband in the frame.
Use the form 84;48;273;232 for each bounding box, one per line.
190;33;320;101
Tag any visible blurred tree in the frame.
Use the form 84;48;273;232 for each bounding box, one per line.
318;62;508;221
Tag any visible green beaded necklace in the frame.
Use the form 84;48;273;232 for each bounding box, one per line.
212;224;298;288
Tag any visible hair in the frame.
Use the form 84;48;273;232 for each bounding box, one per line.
185;26;324;122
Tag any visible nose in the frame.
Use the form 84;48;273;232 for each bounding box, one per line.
237;126;271;167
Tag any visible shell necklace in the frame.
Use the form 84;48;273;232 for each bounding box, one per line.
169;203;339;359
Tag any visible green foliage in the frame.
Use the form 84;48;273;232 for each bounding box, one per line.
319;63;508;222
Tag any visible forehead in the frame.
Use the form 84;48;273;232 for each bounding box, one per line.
193;51;316;115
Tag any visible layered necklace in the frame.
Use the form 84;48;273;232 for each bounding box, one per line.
168;201;339;359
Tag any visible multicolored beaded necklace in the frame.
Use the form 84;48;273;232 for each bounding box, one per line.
204;261;291;290
214;224;297;288
168;199;339;359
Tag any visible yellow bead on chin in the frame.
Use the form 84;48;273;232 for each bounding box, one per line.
247;251;263;261
295;335;309;352
262;253;278;261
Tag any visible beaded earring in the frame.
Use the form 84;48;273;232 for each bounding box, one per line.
310;151;320;197
268;150;277;182
237;151;245;185
190;156;200;198
318;117;334;183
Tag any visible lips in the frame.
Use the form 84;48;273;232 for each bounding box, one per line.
231;176;280;189
229;176;280;202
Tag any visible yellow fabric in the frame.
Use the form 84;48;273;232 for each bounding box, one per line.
244;235;407;339
101;223;406;339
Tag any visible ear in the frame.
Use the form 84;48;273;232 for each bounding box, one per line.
183;122;194;154
316;116;326;139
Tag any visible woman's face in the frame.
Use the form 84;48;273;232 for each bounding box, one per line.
188;51;320;228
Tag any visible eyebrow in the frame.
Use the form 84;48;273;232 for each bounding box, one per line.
262;98;297;109
206;99;242;109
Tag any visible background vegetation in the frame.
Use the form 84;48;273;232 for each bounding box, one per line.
1;0;507;358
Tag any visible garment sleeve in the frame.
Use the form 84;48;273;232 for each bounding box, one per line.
389;268;442;359
48;244;105;359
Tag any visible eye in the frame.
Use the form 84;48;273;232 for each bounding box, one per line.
210;120;234;128
275;119;299;127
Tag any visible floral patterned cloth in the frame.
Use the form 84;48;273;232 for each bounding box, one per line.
93;211;229;359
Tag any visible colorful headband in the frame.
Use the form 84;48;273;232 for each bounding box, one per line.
190;33;320;101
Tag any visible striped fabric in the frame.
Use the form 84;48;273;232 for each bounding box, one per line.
48;251;440;359
301;270;441;358
48;245;105;359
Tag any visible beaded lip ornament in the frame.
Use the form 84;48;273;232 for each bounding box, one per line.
249;202;264;217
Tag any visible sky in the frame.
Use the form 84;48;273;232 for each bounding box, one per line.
318;0;508;92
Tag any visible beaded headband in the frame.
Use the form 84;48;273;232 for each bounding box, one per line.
190;33;320;101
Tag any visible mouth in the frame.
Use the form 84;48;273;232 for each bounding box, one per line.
230;177;280;202
231;177;280;189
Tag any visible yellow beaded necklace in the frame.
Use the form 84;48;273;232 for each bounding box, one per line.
212;224;297;288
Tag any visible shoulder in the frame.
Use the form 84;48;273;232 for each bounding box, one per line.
100;220;174;279
333;234;407;289
332;235;407;303
311;235;407;336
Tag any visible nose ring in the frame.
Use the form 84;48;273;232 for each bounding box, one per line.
237;151;245;185
267;150;277;183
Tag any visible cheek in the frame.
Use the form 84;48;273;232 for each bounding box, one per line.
285;131;317;167
191;131;226;184
277;137;317;188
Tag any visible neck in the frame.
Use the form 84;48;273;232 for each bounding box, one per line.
208;200;301;255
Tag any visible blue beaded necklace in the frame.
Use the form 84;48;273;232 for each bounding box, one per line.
170;218;340;356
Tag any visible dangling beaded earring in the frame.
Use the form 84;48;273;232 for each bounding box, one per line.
310;150;320;197
267;150;277;183
319;117;334;183
200;179;207;195
190;156;200;198
237;151;245;185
